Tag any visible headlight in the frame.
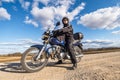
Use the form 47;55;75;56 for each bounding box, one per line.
42;35;49;40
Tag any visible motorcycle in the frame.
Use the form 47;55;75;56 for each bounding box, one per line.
21;22;84;72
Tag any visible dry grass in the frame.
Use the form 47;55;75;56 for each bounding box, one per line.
83;47;120;54
0;56;21;62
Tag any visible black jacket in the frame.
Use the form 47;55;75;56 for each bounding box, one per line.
53;25;74;42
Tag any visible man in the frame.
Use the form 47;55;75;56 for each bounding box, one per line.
53;17;77;69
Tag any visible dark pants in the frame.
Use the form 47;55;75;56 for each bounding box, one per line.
65;36;77;64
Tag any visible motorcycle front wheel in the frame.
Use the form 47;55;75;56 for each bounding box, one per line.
21;47;48;73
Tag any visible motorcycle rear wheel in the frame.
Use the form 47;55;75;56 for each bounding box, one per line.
74;46;83;63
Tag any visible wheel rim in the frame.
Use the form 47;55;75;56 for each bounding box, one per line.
24;48;47;70
74;46;82;62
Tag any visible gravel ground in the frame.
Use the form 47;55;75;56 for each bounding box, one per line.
0;52;120;80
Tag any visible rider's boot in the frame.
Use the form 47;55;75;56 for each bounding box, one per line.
55;60;63;64
72;63;77;70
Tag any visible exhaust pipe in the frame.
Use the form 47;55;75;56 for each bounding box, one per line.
76;54;83;58
66;54;84;59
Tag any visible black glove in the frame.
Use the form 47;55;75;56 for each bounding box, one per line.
52;30;57;36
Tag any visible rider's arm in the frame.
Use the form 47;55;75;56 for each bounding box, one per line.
62;26;73;33
57;25;73;33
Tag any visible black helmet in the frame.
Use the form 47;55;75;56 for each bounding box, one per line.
62;17;69;23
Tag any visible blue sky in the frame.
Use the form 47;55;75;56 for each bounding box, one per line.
0;0;120;54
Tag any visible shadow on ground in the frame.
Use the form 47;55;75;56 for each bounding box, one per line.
0;62;26;73
0;61;73;73
47;61;74;70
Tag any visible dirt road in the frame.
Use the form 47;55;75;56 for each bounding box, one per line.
0;52;120;80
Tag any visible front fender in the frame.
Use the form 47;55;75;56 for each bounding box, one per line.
31;45;44;50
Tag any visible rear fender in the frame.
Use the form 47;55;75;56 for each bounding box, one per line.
73;42;83;50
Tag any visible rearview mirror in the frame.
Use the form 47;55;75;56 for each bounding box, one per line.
56;21;60;26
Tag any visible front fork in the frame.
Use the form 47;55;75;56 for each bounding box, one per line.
36;44;47;60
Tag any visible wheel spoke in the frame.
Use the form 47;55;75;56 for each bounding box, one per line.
21;47;48;72
74;46;83;63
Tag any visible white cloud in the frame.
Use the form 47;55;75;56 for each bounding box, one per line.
19;39;42;45
19;0;30;10
0;42;26;54
24;1;30;9
82;39;120;49
35;0;74;7
0;0;15;12
0;7;11;20
67;2;85;21
112;30;120;34
39;0;50;6
31;0;85;29
31;6;55;29
0;39;42;54
32;0;50;8
78;6;120;30
0;0;14;5
2;0;14;2
32;0;39;8
53;0;74;7
24;16;38;27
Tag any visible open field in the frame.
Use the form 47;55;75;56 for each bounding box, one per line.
83;47;120;54
0;51;120;80
0;47;120;62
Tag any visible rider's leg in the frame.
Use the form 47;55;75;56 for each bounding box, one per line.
66;42;77;69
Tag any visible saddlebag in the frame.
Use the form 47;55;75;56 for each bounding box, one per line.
73;32;83;40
